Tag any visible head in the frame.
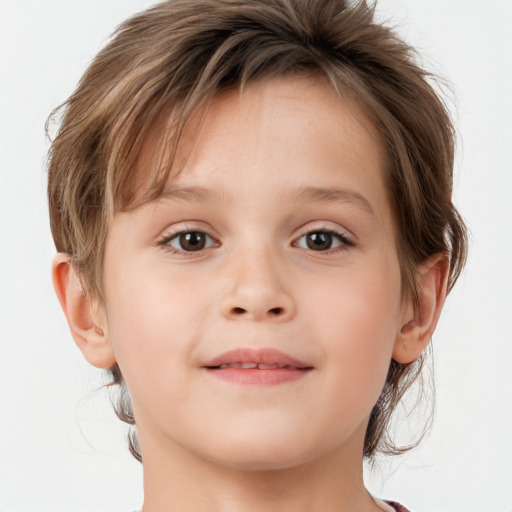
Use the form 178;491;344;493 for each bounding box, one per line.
48;0;467;463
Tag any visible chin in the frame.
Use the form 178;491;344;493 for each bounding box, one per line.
214;449;311;472
201;429;322;472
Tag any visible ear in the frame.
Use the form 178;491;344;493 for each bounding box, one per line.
393;253;450;364
52;253;116;369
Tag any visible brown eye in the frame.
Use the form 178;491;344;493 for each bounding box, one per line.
306;231;333;251
168;231;215;252
180;232;205;251
295;230;350;252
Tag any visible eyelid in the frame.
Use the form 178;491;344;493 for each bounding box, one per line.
157;221;217;242
294;222;354;242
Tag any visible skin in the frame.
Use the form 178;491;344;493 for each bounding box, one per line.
53;76;448;512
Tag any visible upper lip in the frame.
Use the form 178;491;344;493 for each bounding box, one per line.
202;348;313;369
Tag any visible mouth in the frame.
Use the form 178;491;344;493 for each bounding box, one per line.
201;348;313;385
213;362;302;369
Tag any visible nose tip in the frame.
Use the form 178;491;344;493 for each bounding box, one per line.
219;246;296;323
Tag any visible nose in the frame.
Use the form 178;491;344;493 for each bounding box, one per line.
220;248;296;323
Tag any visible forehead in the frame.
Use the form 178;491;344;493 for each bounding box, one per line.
132;76;390;222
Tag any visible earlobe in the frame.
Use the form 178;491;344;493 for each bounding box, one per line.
52;253;116;369
393;254;450;364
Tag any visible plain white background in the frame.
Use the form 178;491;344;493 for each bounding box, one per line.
0;1;511;511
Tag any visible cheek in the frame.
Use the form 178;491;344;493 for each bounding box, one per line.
102;255;209;394
303;255;402;342
301;257;402;413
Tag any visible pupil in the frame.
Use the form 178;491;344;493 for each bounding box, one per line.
307;232;332;251
181;232;205;251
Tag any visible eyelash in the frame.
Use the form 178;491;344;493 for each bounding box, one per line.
158;227;355;256
293;228;355;253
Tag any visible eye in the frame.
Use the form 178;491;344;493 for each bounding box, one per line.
294;230;352;252
165;231;216;252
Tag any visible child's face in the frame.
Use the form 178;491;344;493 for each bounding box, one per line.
101;77;409;470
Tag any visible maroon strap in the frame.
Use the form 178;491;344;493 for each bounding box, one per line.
384;501;411;512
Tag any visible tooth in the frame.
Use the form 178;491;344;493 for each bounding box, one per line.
258;364;279;369
239;363;258;369
219;364;228;369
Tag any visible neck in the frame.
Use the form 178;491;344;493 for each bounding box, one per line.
138;418;382;512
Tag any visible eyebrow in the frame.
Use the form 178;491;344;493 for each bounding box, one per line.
159;185;373;215
290;186;374;215
160;186;225;203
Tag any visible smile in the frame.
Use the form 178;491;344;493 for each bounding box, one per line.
216;363;297;369
202;348;313;385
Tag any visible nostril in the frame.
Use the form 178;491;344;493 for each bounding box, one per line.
227;306;287;318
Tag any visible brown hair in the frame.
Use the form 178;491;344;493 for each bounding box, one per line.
47;0;468;462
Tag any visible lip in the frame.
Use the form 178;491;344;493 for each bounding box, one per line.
201;348;313;385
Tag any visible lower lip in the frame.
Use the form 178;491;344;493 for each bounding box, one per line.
204;367;312;385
